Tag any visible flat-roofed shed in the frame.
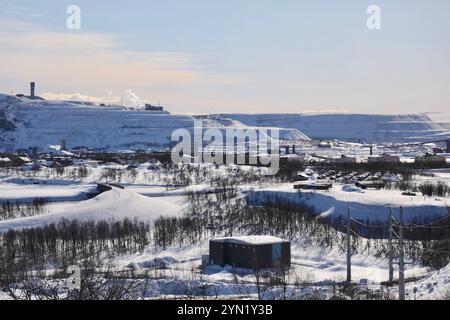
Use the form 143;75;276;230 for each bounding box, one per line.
209;235;291;269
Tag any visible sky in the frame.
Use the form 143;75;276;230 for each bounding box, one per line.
0;0;449;118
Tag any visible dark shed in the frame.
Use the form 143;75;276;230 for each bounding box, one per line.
209;236;291;269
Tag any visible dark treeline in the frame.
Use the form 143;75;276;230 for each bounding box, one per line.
0;198;49;221
0;218;150;277
157;162;275;188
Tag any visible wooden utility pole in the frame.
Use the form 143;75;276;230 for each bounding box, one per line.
346;207;351;284
398;206;405;300
388;207;394;283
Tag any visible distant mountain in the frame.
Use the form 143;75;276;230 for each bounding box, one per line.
3;93;447;152
0;94;196;152
0;94;310;152
214;113;450;143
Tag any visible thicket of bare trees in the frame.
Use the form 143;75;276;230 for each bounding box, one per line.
1;260;145;300
0;198;49;221
0;218;150;279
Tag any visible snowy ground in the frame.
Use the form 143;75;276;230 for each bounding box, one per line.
0;161;449;299
409;263;450;300
247;184;450;222
0;187;186;232
0;183;97;203
116;239;429;284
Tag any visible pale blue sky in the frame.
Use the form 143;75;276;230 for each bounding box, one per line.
0;0;449;117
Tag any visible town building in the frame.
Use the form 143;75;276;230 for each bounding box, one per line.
0;157;12;167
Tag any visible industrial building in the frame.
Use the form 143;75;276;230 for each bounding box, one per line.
415;153;446;165
208;236;291;269
16;82;44;100
330;155;357;164
144;104;164;111
367;154;401;164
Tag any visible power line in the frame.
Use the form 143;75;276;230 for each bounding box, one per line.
404;242;450;254
398;206;405;301
347;206;390;214
350;230;359;237
407;223;450;229
347;207;351;284
406;211;450;228
391;228;401;240
388;208;394;283
350;218;388;228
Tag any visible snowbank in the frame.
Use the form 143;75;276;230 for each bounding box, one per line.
0;187;183;231
247;184;450;222
0;183;97;203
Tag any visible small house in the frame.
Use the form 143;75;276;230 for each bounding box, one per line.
355;180;385;190
0;157;12;167
209;236;291;269
294;182;332;190
293;172;310;181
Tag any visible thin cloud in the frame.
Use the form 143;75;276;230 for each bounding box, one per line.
0;18;254;112
41;92;121;105
0;4;43;19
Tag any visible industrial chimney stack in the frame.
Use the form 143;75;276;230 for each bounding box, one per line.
30;82;35;98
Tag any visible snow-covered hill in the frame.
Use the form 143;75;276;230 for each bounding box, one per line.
0;187;183;232
0;94;197;151
0;94;310;152
3;93;448;149
215;113;450;143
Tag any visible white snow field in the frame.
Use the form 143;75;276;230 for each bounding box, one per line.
216;113;450;143
0;187;185;232
409;263;450;299
0;183;97;203
112;238;430;299
0;163;448;299
0;94;195;151
247;184;450;222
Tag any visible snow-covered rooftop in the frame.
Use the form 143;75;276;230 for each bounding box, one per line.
211;235;289;245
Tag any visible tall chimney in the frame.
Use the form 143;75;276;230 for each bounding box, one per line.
30;82;35;98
